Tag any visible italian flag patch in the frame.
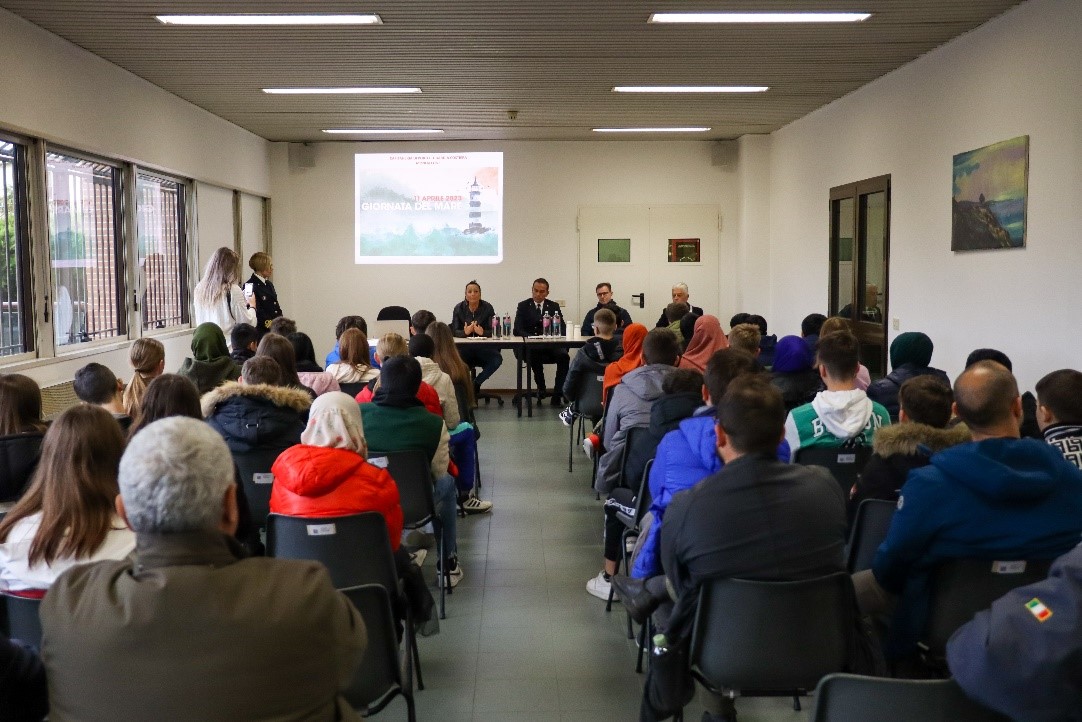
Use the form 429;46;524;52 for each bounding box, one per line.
1025;598;1052;622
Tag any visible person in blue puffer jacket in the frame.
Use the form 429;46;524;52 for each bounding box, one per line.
632;349;790;579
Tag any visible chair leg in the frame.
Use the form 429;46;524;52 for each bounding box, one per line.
405;690;417;722
436;528;446;620
635;617;649;673
411;626;424;691
567;416;574;473
792;695;801;712
605;556;620;612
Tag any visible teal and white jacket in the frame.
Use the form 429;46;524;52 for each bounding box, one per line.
784;389;890;461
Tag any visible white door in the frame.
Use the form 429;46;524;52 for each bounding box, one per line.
578;204;721;329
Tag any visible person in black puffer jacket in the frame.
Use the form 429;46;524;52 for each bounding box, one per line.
867;331;950;421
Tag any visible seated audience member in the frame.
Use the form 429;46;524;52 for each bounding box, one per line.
512;280;570;405
451;280;504;394
645;376;847;721
852;376;969;512
178;322;243;395
602;323;647;405
0;374;47;509
818;317;871;390
73;362;132;431
356;333;442;417
0;406;134;592
0;633;48;721
729;312;750;329
1035;368;1082;469
409;309;436;336
631;349;788;580
325;328;379;385
677;315;729;373
785;331;890;461
965;347;1041;438
203;356;310;457
268;316;297;338
947;543;1082;720
747;314;777;368
325;314;369;367
770;335;821;411
229;322;260;366
360;356;463;588
867;331;950;421
122;337;165;418
427;321;476;413
587;328;679;601
858;361;1082;659
726;322;761;359
408;333;461;428
655;282;703;328
663;301;690;344
559;308;621;426
287;331;340;397
678;312;700;352
40;417;366;720
801;312;827;350
582;282;634;334
256;332;317;400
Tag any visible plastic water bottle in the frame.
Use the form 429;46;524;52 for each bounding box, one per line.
652;633;671;658
491;314;500;338
542;311;551;337
503;313;511;337
553;311;562;337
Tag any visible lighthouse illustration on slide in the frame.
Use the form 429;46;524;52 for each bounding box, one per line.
464;176;490;234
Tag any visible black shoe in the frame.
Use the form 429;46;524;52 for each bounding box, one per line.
536;388;548;401
549;394;564;407
611;574;661;625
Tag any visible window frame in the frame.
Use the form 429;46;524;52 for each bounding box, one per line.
131;167;192;335
0;132;36;362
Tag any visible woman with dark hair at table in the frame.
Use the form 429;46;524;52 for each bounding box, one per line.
451;280;503;396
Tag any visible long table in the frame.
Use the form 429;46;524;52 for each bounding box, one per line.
454;336;587;417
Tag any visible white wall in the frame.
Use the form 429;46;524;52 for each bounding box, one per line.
270;140;739;386
767;0;1082;391
0;8;271;386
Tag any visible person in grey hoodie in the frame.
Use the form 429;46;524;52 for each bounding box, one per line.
587;328;680;601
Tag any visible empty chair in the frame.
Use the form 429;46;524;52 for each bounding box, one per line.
812;673;1010;721
566;371;604;472
1;593;43;649
376;306;411;321
341;584;417;722
794;445;874;497
232;447;287;530
846;499;897;573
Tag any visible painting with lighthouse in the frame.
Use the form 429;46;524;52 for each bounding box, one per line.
355;152;504;264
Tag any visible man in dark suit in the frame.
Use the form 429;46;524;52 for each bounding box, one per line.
246;251;283;336
513;277;570;405
654;282;704;327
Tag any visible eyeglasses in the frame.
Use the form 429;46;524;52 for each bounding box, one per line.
597;291;612;298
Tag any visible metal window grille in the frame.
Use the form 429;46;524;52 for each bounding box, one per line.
0;141;31;357
46;151;124;346
136;173;188;330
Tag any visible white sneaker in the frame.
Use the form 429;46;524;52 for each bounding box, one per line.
586;571;618;601
583;437;596;459
462;496;493;514
409;548;428;567
438;557;464;589
558;406;575;427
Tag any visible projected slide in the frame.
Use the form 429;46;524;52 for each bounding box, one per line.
355;152;503;264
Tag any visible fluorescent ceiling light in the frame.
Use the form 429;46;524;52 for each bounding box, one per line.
156;14;383;26
592;127;711;133
263;87;421;95
648;12;870;23
322;129;444;134
613;86;768;93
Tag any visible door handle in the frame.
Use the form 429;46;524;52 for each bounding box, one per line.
630;293;645;309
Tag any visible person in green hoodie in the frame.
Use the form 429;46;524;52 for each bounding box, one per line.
178;322;243;395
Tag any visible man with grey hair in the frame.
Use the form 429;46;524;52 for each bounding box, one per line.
655;282;704;327
41;417;367;721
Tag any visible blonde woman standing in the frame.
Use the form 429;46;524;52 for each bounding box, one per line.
193;247;256;347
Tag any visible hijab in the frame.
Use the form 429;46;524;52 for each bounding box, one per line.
678;315;729;372
890;331;934;370
771;335;815;373
301;391;366;455
603;323;648;403
191;322;230;362
179;323;242;394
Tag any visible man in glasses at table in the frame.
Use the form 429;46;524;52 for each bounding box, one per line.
582;282;634;335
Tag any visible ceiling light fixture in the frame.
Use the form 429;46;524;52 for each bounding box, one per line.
263;87;421;94
322;129;444;134
648;12;870;23
613;86;768;93
156;14;383;26
592;127;711;133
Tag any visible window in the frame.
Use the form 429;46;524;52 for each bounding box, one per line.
136;172;189;329
0;139;32;357
45;151;124;347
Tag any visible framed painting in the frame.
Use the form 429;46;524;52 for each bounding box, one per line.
951;135;1028;251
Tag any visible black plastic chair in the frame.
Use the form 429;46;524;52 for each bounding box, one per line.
845;499;897;573
1;593;43;650
266;511;424;690
341;584;417;722
794;445;874;497
338;382;366;399
606;445;655;620
468;364;504;407
921;557;1054;660
812;673;1010;721
452;380;484;493
686;573;853;715
376;306;411;321
566;371;604;472
0;433;45;504
232;446;289;531
369;449;448;619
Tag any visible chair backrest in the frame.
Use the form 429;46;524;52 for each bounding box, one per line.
340;584;409;716
452;380;476;428
368;449;436;529
338;382;366;399
635;458;654;522
812;673;1010;721
794;445;874;497
572;372;605;421
267;512;397;591
690;573;851;693
376;305;411;321
846;499;897;573
0;433;45;502
924;557;1054;655
232;446;289;529
2;593;43;649
620;425;659;494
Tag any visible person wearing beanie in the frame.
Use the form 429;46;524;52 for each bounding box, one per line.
866;331;950;421
769;335;822;411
